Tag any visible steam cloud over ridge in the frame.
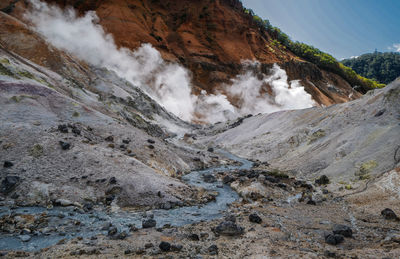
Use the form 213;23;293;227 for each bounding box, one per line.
26;0;315;124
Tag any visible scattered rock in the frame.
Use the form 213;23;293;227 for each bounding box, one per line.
265;176;279;183
3;161;13;168
129;224;138;232
59;141;71;150
142;218;157;228
20;229;31;235
19;235;31;242
208;244;218;255
324;251;337;257
159;241;171;252
188;233;200;241
375;109;386;117
247;171;259;179
109;177;117;185
147;139;155;144
107;227;118;237
105;136;114;142
225;214;236;223
105;186;122;196
171;244;183;251
315;175;330;185
71;127;81;135
249;213;262;224
203;174;217;183
144;243;153;249
332;224;352;238
207;147;214;152
214;221;244;236
54;199;75;207
222;175;234;184
58;124;69;133
325;233;344;245
83;203;93;211
307;199;317;205
0;176;20;194
277;183;287;189
122;139;130;144
115;231;128;240
381;208;398;220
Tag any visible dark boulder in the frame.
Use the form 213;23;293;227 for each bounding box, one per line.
208;244;218;255
307;199;317;205
222;175;234;184
105;136;114;142
249;213;262;224
203;174;217;183
325;233;344;245
71;127;81;135
374;109;386;117
381;208;399;220
109;177;117;185
59;141;71;150
159;241;171;252
83;203;93;211
142;218;157;228
265;176;279;183
247;171;259;179
58;124;69;133
315;175;330;185
107;227;118;237
1;176;20;194
207;147;214;152
214;221;244;236
3;161;13;168
147;139;155;144
332;224;352;238
188;233;199;241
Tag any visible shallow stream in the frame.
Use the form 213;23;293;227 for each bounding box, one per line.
0;150;252;251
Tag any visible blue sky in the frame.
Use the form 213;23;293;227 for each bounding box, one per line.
241;0;400;59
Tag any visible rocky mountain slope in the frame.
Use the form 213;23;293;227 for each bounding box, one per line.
0;9;222;210
198;79;400;183
1;0;362;107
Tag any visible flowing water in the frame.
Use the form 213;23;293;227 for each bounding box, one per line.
0;150;252;251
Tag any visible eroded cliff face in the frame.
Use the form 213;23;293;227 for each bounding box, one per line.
2;0;361;107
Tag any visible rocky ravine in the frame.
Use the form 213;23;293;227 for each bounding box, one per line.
1;42;400;257
0;1;400;258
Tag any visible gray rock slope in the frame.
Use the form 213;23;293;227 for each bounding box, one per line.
0;44;214;209
201;79;400;182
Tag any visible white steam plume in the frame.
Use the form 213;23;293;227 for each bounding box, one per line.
25;0;315;124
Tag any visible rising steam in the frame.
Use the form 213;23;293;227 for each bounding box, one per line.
25;0;315;124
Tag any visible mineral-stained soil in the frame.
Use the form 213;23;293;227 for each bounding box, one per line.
3;0;361;106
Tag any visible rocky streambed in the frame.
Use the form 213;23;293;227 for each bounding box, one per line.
0;150;252;252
